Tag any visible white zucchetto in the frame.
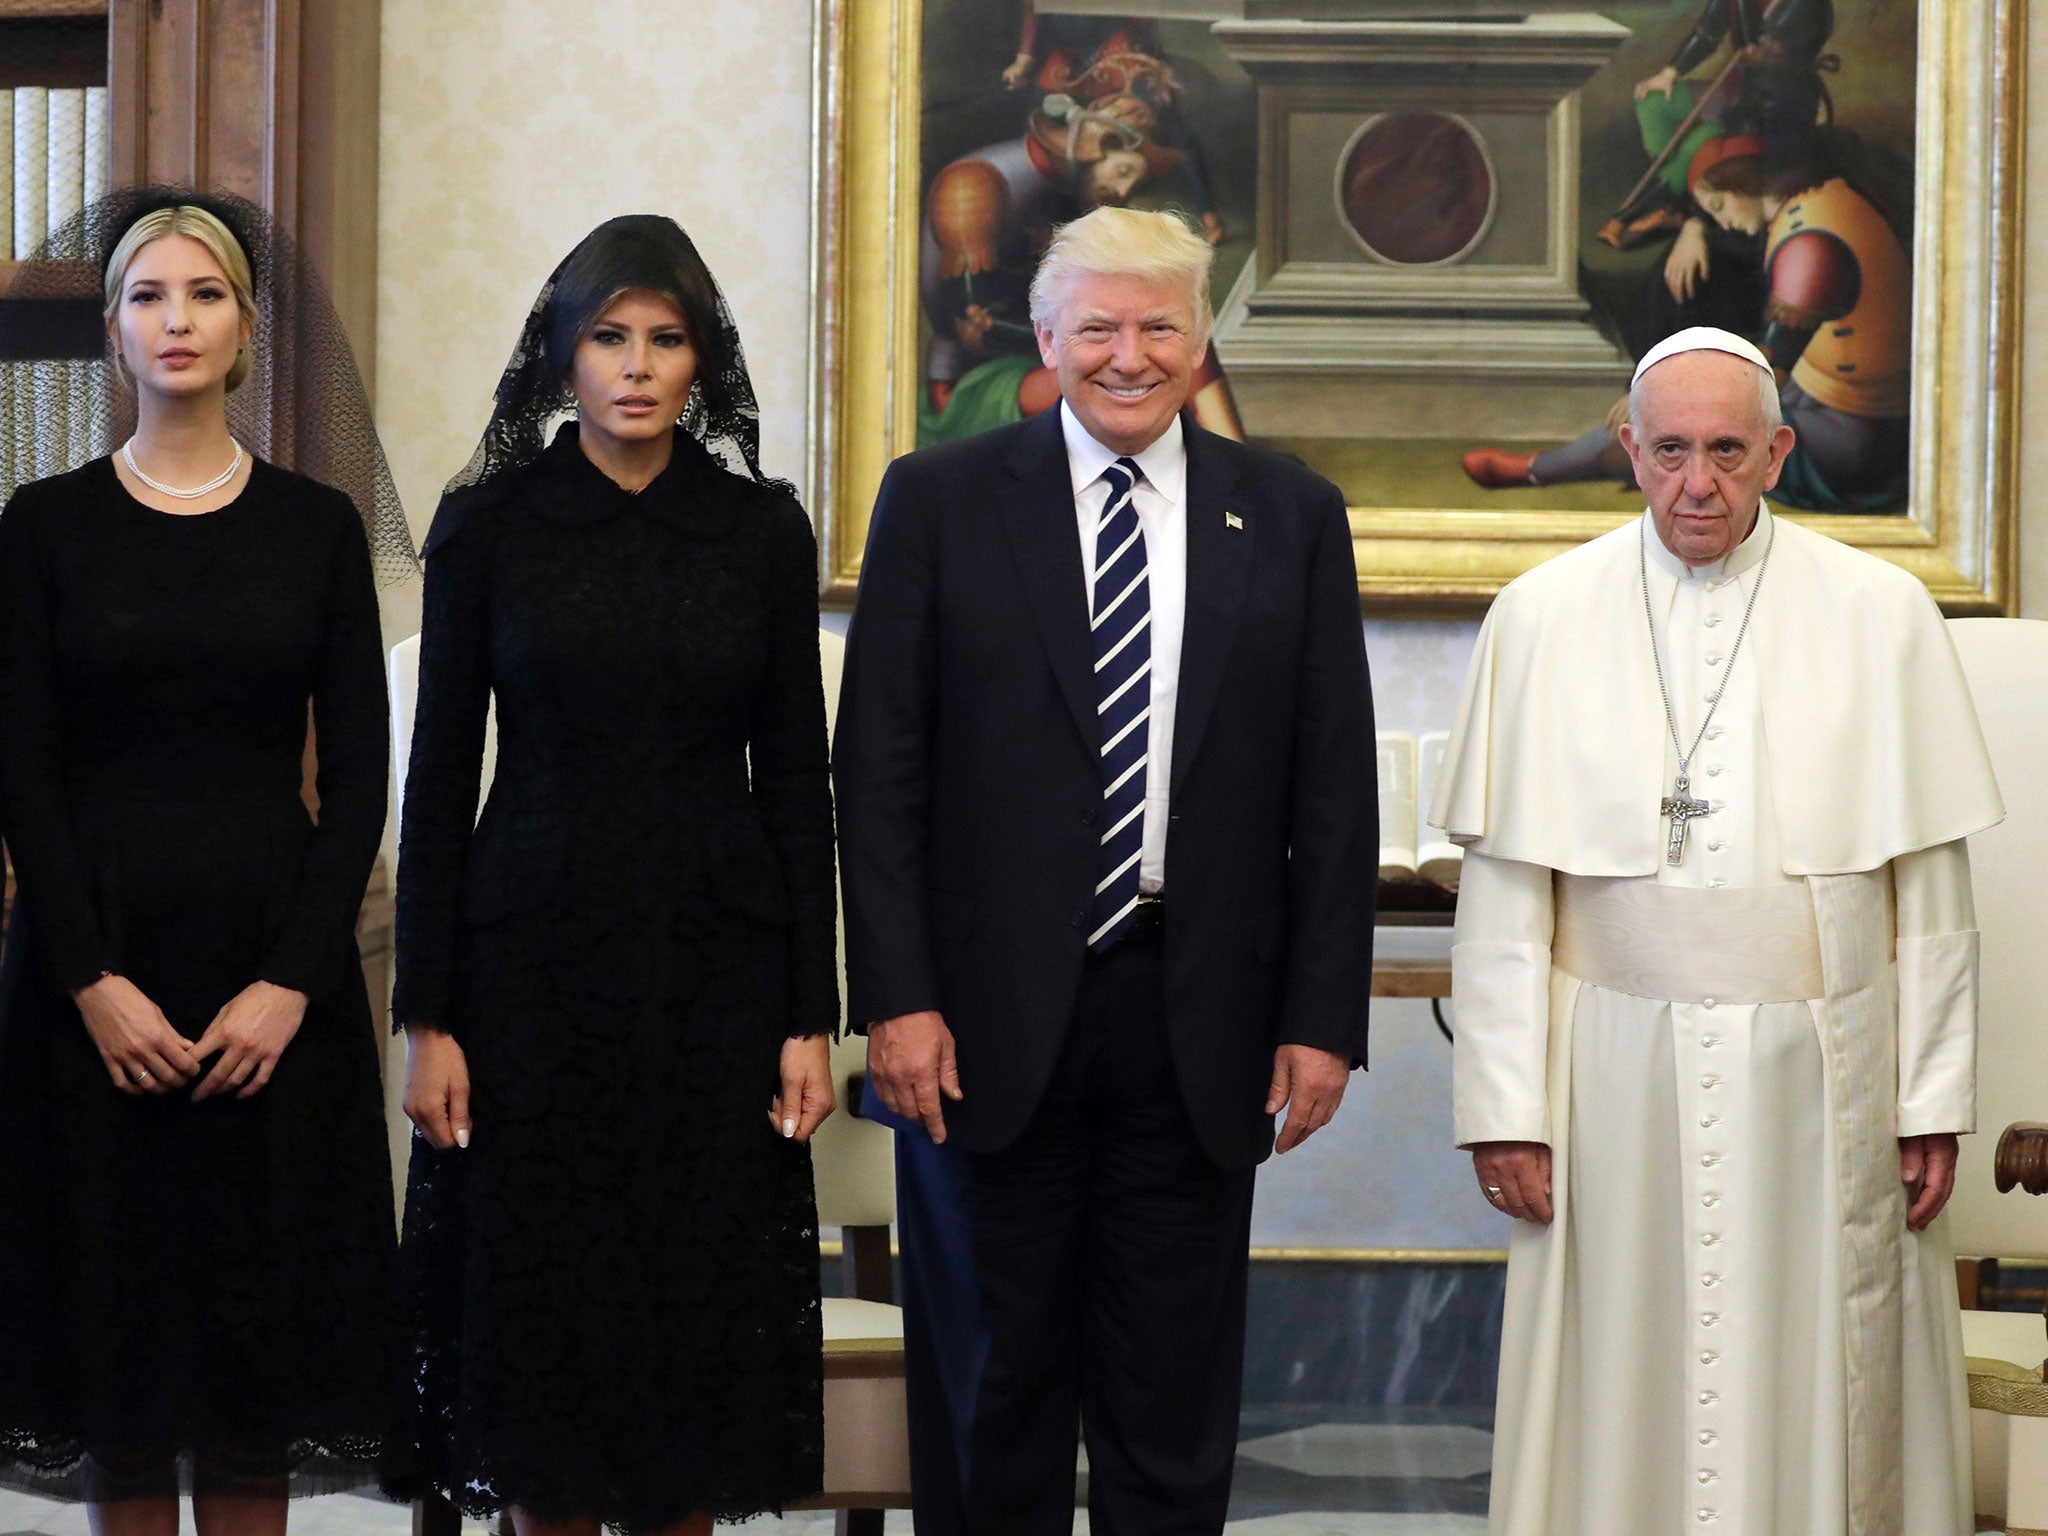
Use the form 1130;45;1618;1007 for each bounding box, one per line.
1632;325;1773;387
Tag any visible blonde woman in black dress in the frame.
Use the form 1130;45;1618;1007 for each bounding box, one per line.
0;191;408;1535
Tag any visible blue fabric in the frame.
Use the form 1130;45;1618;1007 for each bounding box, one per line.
856;1087;987;1535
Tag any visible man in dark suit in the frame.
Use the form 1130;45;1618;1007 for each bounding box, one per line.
834;206;1377;1536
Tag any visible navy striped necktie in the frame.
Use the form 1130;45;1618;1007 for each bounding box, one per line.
1087;455;1150;951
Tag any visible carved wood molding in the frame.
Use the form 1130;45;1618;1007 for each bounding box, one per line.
1995;1122;2048;1196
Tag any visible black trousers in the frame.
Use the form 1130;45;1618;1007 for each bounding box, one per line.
960;930;1257;1536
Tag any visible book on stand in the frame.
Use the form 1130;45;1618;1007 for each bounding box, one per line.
1376;729;1462;913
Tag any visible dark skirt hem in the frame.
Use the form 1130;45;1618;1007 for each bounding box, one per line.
382;1457;826;1535
0;1428;387;1503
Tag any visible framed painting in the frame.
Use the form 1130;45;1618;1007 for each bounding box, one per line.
808;0;2024;612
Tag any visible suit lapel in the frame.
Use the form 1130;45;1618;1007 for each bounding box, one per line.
998;410;1099;753
1170;417;1250;793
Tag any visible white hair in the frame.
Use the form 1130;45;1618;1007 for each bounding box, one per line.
1028;206;1215;347
1629;352;1782;434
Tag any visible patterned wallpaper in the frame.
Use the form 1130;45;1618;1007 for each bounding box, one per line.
375;0;816;552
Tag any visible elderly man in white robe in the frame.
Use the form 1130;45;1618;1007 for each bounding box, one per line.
1432;326;2002;1536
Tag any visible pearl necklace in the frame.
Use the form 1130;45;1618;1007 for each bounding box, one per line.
122;437;244;500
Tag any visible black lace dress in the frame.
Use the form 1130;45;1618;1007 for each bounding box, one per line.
388;426;835;1530
0;457;398;1499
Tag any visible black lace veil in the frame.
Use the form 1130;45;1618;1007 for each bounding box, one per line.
443;213;786;509
0;184;419;587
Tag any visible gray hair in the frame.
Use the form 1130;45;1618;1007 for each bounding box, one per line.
1629;353;1782;434
1029;206;1215;347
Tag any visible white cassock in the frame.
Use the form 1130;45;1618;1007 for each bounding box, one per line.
1432;506;2004;1536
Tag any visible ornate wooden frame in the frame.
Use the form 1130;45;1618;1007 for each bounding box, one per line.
807;0;2025;613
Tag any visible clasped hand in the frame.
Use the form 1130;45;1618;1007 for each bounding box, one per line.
73;974;306;1100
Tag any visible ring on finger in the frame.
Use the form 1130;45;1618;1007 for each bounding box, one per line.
1484;1184;1504;1201
133;1067;153;1083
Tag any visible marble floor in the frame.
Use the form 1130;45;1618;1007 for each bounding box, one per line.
0;1417;1492;1535
0;1496;1488;1535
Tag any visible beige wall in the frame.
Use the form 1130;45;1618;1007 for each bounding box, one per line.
375;0;817;566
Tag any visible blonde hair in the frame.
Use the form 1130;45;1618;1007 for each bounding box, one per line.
102;205;258;391
1029;206;1214;347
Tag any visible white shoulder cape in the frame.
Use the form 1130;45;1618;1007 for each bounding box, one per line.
1429;511;2004;876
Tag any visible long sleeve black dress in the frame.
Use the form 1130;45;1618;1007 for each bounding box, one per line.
0;456;398;1499
389;424;836;1530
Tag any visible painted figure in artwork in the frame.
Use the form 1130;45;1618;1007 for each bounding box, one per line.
920;93;1179;436
919;74;1242;449
1608;0;1841;354
1464;133;1909;513
1000;3;1225;245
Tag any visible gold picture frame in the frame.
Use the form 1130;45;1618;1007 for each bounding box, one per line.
807;0;2025;614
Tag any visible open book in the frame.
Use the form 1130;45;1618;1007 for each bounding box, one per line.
1377;730;1462;891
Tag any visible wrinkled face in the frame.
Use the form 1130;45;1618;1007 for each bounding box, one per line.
1621;351;1795;567
568;289;697;450
1083;149;1148;207
108;234;251;399
1035;268;1203;456
1695;186;1765;235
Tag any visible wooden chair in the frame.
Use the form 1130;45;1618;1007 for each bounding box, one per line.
1944;618;2048;1532
391;630;910;1536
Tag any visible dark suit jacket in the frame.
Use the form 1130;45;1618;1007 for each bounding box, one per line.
833;408;1377;1170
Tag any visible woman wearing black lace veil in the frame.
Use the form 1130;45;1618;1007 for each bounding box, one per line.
387;215;837;1535
0;187;415;1531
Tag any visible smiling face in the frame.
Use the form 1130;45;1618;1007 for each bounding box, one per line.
1034;267;1203;456
567;288;698;456
1619;349;1795;567
107;234;251;401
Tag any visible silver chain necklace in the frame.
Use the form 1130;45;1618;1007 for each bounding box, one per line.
122;437;243;500
1639;515;1775;864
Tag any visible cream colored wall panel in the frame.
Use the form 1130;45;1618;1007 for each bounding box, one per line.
374;0;814;554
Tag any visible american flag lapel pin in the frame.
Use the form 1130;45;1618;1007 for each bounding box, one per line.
1224;510;1244;531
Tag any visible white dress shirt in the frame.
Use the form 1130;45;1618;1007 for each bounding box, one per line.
1061;401;1185;893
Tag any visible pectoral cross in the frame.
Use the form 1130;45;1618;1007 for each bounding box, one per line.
1661;769;1713;865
